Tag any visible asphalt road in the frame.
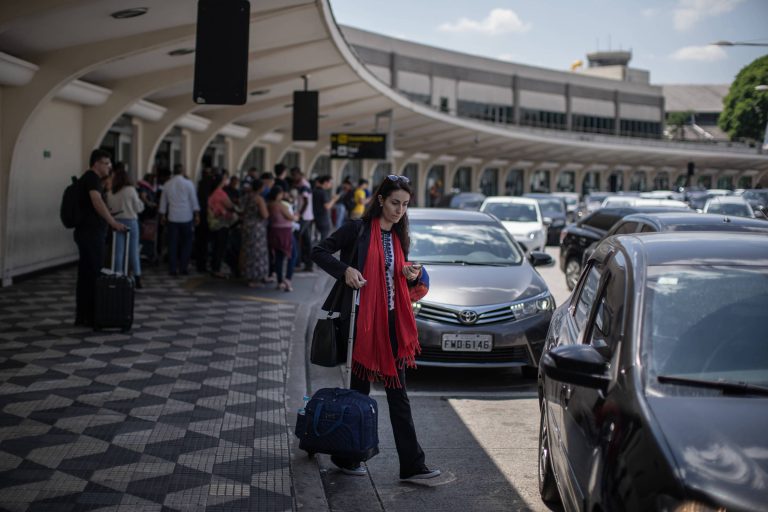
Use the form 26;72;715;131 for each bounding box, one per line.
334;246;569;512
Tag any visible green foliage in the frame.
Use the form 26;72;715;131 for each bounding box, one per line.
665;110;694;140
719;55;768;142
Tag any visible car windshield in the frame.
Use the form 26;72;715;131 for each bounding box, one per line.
534;198;565;215
483;202;538;222
742;190;768;203
706;203;752;217
642;265;768;392
409;220;523;265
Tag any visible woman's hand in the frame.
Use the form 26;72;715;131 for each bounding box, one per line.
345;267;367;289
403;264;422;282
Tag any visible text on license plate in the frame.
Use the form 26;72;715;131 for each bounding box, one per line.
441;334;493;352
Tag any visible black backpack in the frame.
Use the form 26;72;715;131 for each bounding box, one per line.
60;176;83;228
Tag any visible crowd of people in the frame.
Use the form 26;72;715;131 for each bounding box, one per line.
102;159;373;293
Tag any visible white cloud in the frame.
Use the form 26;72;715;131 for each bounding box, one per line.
438;8;531;35
673;0;743;31
670;44;727;61
642;8;660;17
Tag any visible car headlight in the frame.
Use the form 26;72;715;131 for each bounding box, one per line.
510;293;554;320
527;230;540;239
412;302;422;316
657;495;725;512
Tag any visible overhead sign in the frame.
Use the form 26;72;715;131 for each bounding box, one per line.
330;133;387;160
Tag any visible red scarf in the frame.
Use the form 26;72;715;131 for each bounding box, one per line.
354;221;420;388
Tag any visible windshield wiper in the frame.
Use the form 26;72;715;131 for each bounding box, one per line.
657;375;768;396
443;260;510;266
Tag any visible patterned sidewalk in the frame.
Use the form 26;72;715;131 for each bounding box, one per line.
0;268;298;512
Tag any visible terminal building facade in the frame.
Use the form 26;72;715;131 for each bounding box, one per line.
0;0;766;284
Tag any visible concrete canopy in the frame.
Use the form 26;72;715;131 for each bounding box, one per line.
0;0;767;282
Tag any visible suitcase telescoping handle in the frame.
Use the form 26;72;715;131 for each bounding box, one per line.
343;288;360;389
110;227;130;275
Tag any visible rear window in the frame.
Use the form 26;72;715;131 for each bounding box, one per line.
582;211;621;232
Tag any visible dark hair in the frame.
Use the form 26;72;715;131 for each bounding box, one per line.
251;178;264;193
260;172;274;181
362;177;412;253
210;172;225;189
111;166;132;194
89;149;111;167
315;175;332;185
172;163;184;175
358;179;368;186
274;163;286;176
267;184;284;202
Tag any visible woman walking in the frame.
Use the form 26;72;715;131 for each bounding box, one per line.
207;172;237;278
241;178;270;288
106;164;145;288
267;185;298;291
311;175;440;481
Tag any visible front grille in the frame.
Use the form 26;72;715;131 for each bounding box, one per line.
417;345;531;364
418;303;516;325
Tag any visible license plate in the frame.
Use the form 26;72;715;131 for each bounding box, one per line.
441;334;493;352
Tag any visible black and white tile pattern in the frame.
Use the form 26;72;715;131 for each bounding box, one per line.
0;268;296;512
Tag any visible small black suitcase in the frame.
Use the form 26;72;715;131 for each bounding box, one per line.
94;228;134;332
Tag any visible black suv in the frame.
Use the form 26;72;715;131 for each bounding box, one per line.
559;206;683;290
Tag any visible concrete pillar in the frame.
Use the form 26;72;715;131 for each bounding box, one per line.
131;118;144;178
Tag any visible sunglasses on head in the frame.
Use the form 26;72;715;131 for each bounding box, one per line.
387;175;410;184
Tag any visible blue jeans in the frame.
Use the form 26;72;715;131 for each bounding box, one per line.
113;219;141;276
167;221;195;274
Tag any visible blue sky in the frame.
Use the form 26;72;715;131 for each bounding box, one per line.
328;0;768;85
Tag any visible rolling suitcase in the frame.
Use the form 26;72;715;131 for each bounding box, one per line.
94;228;135;332
295;288;379;461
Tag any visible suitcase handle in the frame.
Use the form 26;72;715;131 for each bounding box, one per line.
312;403;350;437
110;227;131;275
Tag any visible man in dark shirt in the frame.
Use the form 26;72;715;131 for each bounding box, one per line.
74;149;127;327
311;175;338;241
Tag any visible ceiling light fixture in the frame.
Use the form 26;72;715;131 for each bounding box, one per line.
168;48;195;56
249;89;270;96
343;122;356;127
111;7;149;19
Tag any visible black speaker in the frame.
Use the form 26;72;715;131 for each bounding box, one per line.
193;0;250;105
292;90;319;141
687;161;695;176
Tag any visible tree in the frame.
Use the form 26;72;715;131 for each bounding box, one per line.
666;110;694;140
719;55;768;142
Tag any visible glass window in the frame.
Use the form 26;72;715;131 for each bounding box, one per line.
612;222;638;235
642;265;768;389
640;224;657;233
409;220;523;265
482;202;538;222
583;211;621;232
574;266;601;329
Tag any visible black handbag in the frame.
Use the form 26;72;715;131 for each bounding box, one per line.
310;223;363;367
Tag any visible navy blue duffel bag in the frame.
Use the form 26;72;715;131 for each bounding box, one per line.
295;387;379;461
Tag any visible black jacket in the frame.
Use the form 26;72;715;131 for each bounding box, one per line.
311;219;413;318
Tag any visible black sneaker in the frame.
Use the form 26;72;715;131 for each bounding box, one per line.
400;466;441;481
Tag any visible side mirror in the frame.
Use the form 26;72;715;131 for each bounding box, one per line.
754;209;767;220
528;251;554;267
541;344;610;391
543;216;553;226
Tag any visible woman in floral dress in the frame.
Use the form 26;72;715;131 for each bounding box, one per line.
240;178;270;288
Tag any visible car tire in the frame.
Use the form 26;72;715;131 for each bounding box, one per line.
565;257;581;291
538;402;560;504
521;365;538;379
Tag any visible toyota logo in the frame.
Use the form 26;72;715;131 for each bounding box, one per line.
458;310;478;325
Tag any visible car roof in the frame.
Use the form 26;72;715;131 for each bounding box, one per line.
621;211;768;229
612;232;768;266
482;196;538;205
408;207;498;222
705;195;749;204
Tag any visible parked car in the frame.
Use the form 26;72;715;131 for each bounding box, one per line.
601;196;689;209
581;211;768;263
583;192;615;213
740;189;768;214
524;193;569;245
703;196;756;218
479;196;547;252
537;232;768;512
552;192;581;221
558;206;683;290
436;192;486;210
639;190;683;201
408;208;554;376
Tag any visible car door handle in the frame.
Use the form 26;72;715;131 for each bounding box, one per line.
560;384;572;407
